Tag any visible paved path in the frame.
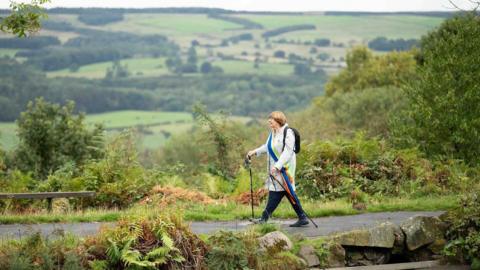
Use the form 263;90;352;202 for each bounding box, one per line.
0;211;443;240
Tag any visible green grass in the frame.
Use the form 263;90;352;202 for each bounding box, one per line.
47;57;169;79
0;111;193;150
0;49;19;58
215;60;294;75
0;111;251;150
0;122;17;150
47;57;295;79
85;110;192;129
0;195;458;225
235;14;444;42
96;14;243;36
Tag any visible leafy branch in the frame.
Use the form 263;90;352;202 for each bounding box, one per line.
0;0;51;37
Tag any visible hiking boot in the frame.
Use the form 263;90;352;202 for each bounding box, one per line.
252;218;268;224
289;218;309;227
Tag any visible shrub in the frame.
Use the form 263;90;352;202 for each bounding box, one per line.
13;98;104;180
443;193;480;268
0;232;82;270
296;134;475;200
325;46;417;96
82;214;208;269
206;231;251;269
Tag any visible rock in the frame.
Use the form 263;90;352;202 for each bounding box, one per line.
334;222;397;248
364;248;391;264
427;238;447;254
298;245;320;267
392;224;406;255
346;250;365;267
345;247;391;266
400;216;447;251
406;246;434;262
258;231;293;251
327;242;346;268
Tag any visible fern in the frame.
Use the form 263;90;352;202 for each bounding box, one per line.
88;260;108;270
106;238;121;264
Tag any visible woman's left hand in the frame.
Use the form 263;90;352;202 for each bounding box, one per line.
270;167;279;175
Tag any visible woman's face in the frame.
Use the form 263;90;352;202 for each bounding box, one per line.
268;118;280;130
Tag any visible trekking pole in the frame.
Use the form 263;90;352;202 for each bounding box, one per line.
244;156;255;220
270;173;318;228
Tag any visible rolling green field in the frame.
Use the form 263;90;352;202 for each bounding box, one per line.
234;14;443;42
4;12;445;80
47;57;295;78
215;60;294;75
0;110;251;150
0;111;194;151
0;123;17;150
47;57;169;79
0;49;19;58
97;14;243;36
85;110;192;129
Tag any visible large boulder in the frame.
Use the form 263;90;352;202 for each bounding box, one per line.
333;222;398;248
298;245;320;267
258;231;293;251
400;216;447;251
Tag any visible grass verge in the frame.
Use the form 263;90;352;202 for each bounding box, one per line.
0;195;458;225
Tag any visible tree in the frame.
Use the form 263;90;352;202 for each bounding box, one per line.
192;104;239;179
0;0;50;37
314;38;331;47
104;61;130;80
187;46;197;65
325;46;417;96
392;13;480;164
294;63;311;76
254;58;260;69
200;62;213;74
14;98;104;179
191;40;200;46
273;50;285;58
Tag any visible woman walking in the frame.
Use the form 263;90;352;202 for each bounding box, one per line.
247;111;309;227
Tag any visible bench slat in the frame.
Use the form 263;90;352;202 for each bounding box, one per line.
0;192;95;199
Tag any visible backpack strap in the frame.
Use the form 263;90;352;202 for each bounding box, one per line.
282;127;289;152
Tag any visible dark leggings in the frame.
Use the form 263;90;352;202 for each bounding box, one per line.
261;191;306;220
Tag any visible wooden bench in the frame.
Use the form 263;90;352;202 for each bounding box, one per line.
0;192;95;212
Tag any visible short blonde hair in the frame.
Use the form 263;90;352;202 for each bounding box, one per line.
269;111;287;126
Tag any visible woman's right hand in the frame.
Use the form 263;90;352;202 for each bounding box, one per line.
247;150;256;158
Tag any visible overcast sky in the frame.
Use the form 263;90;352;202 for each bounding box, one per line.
0;0;477;12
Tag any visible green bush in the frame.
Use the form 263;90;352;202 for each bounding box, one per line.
206;231;251;269
296;134;475;200
206;230;305;270
323;87;406;138
443;193;480;268
0;215;209;269
83;215;209;270
13;98;104;180
0;232;82;270
35;132;157;209
324;47;417;96
78;132;154;208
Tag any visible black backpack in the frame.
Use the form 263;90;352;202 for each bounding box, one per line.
282;127;301;154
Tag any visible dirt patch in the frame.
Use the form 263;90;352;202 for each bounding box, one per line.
140;185;216;206
235;188;268;206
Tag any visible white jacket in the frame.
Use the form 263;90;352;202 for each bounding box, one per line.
253;123;296;191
